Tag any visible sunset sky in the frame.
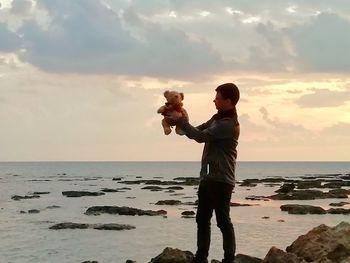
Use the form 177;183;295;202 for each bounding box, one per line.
1;0;350;161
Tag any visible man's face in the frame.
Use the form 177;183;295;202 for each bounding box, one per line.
213;92;233;111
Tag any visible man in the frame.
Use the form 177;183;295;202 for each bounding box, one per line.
166;83;240;263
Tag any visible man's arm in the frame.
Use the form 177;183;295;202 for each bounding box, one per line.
178;118;234;143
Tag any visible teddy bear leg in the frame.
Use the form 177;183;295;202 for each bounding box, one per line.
175;126;185;136
162;119;172;135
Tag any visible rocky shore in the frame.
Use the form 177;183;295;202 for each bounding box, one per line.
80;222;350;262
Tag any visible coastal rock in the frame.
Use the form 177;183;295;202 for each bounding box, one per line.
149;247;194;263
326;188;350;198
239;180;258;187
245;195;270;201
327;208;350;214
62;191;105;197
50;222;135;230
280;204;327;215
32;191;50;195
11;195;40;201
297;181;322;189
181;211;195;216
28;209;40;214
85;206;167;216
46;205;61;209
235;254;263;263
275;183;295;193
329;202;350;207
142;186;164;191
230;202;259;207
286;222;350;262
173;177;200;186
263;247;307;263
156;200;182;205
82;261;98;263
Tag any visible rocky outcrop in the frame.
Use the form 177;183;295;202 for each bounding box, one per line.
11;195;40;200
264;221;350;263
85;206;167;216
49;222;135;230
280;204;327;215
149;247;194;263
62;191;105;197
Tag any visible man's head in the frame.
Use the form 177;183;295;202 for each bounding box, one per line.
214;83;240;111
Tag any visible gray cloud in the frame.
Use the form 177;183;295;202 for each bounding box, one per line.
0;22;21;51
287;12;350;72
295;88;350;108
10;0;32;15
16;0;224;79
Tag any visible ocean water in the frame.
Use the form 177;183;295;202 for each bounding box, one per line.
0;161;349;263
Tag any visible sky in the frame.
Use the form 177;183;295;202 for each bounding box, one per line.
0;0;350;161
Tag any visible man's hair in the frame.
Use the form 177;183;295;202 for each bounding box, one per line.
215;83;240;105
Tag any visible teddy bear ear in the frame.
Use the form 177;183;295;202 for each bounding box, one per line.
180;92;184;100
164;90;170;98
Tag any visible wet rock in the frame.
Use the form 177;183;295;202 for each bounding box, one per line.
33;191;50;195
112;177;123;181
280;204;327;215
245;195;270;201
285;222;350;262
269;190;325;200
11;195;40;201
167;186;184;190
85;206;167;216
173;177;200;186
46;205;61;209
326;188;350;198
275;183;295;193
327;208;350;214
149;247;194;263
50;222;135;230
264;247;307;263
181;211;195;216
100;188;120;192
126;260;137;263
62;191;105;197
235;254;263;263
142;186;163;191
82;261;98;263
329;202;350;207
297;180;322;189
28;209;40;214
239;180;258;187
262;216;270;219
230;202;259;207
156;200;182;205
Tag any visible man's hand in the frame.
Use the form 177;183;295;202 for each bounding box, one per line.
165;111;183;123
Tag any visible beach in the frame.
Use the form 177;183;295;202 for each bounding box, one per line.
1;161;349;263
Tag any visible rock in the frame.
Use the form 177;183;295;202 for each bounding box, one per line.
326;189;350;198
46;205;61;209
181;211;195;218
155;200;182;205
28;209;40;214
275;183;295;193
329;202;350;207
33;191;50;195
285;222;350;262
11;195;40;201
49;222;135;230
297;181;322;189
239;180;258;187
112;177;123;181
235;253;263;263
100;188;120;192
173;177;200;186
62;191;105;197
167;186;184;190
85;206;167;216
82;261;98;263
230;202;259;207
264;246;307;263
262;216;270;219
142;186;164;191
245;195;270;201
270;190;326;200
126;260;137;263
149;247;194;263
327;208;350;215
280;204;327;215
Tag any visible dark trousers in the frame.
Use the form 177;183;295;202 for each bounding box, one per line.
195;180;236;263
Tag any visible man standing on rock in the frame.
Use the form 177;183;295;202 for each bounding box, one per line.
166;83;240;263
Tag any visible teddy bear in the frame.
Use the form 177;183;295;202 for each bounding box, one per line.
157;90;188;135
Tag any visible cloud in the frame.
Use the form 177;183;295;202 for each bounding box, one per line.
0;22;21;51
294;88;350;108
15;0;224;79
10;0;32;15
287;12;350;72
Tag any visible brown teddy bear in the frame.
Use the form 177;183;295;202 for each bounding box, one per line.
157;90;188;135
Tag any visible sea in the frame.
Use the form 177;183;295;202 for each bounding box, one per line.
0;161;349;263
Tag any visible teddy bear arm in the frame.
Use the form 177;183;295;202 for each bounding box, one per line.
157;105;166;113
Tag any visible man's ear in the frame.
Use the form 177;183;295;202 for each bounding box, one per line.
164;90;170;98
180;92;184;100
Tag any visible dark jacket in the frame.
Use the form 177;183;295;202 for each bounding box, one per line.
178;110;239;186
